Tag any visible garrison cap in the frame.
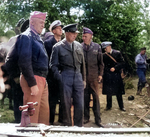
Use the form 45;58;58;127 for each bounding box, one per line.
63;23;79;33
49;20;63;32
83;27;93;35
101;41;112;49
30;11;47;20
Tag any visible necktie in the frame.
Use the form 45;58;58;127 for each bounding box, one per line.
72;43;74;51
86;45;90;50
72;43;75;68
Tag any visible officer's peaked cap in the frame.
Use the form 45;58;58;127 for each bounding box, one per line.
63;23;79;33
101;41;112;49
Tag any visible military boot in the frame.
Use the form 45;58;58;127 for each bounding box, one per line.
136;84;142;95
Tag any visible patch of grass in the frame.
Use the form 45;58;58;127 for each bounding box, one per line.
0;98;15;123
125;81;134;89
124;77;134;89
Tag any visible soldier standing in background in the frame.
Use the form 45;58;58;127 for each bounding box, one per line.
1;18;29;123
101;41;126;112
135;47;149;95
44;20;63;125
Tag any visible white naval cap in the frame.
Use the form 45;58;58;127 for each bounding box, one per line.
49;20;63;32
101;41;112;49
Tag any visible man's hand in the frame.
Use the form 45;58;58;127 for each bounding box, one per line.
98;76;102;83
31;85;39;96
110;67;115;72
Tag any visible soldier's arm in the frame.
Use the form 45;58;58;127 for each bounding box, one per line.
18;35;37;87
49;46;61;81
135;55;146;64
98;52;104;76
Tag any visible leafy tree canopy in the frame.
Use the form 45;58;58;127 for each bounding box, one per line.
0;0;150;74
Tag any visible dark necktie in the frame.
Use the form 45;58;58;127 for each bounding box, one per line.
72;43;75;68
86;45;90;50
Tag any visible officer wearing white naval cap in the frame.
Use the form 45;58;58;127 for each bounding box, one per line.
44;20;63;125
101;41;126;112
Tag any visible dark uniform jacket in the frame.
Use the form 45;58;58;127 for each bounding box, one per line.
44;36;57;81
17;30;48;87
50;38;86;82
102;49;125;95
81;42;104;82
44;36;55;61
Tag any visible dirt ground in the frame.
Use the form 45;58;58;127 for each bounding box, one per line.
54;76;150;128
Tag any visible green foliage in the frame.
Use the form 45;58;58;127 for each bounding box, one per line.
124;80;134;89
5;30;16;39
0;0;149;74
79;0;143;73
32;0;79;30
0;98;15;123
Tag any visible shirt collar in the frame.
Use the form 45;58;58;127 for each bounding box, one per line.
110;49;113;54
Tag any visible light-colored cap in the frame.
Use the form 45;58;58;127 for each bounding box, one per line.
30;11;47;20
101;41;112;49
49;20;63;32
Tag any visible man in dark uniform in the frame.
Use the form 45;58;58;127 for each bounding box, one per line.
11;19;29;123
44;20;63;125
1;18;29;123
50;23;86;127
81;27;104;127
101;41;126;111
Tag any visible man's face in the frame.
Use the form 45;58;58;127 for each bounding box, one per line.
31;18;45;34
105;45;112;53
66;32;78;43
52;26;63;36
82;33;92;45
141;50;146;55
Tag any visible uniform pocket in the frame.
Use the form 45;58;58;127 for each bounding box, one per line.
76;50;83;63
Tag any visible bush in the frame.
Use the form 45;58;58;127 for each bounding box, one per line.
124;78;134;89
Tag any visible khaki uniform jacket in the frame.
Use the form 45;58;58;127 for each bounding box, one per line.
50;38;86;82
81;42;104;82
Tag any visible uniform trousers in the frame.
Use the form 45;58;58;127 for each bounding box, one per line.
48;76;63;124
137;68;146;87
12;81;23;123
20;75;49;125
60;70;84;127
106;94;124;109
84;80;101;123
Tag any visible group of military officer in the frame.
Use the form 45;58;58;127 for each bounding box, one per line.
3;11;125;127
45;18;126;127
